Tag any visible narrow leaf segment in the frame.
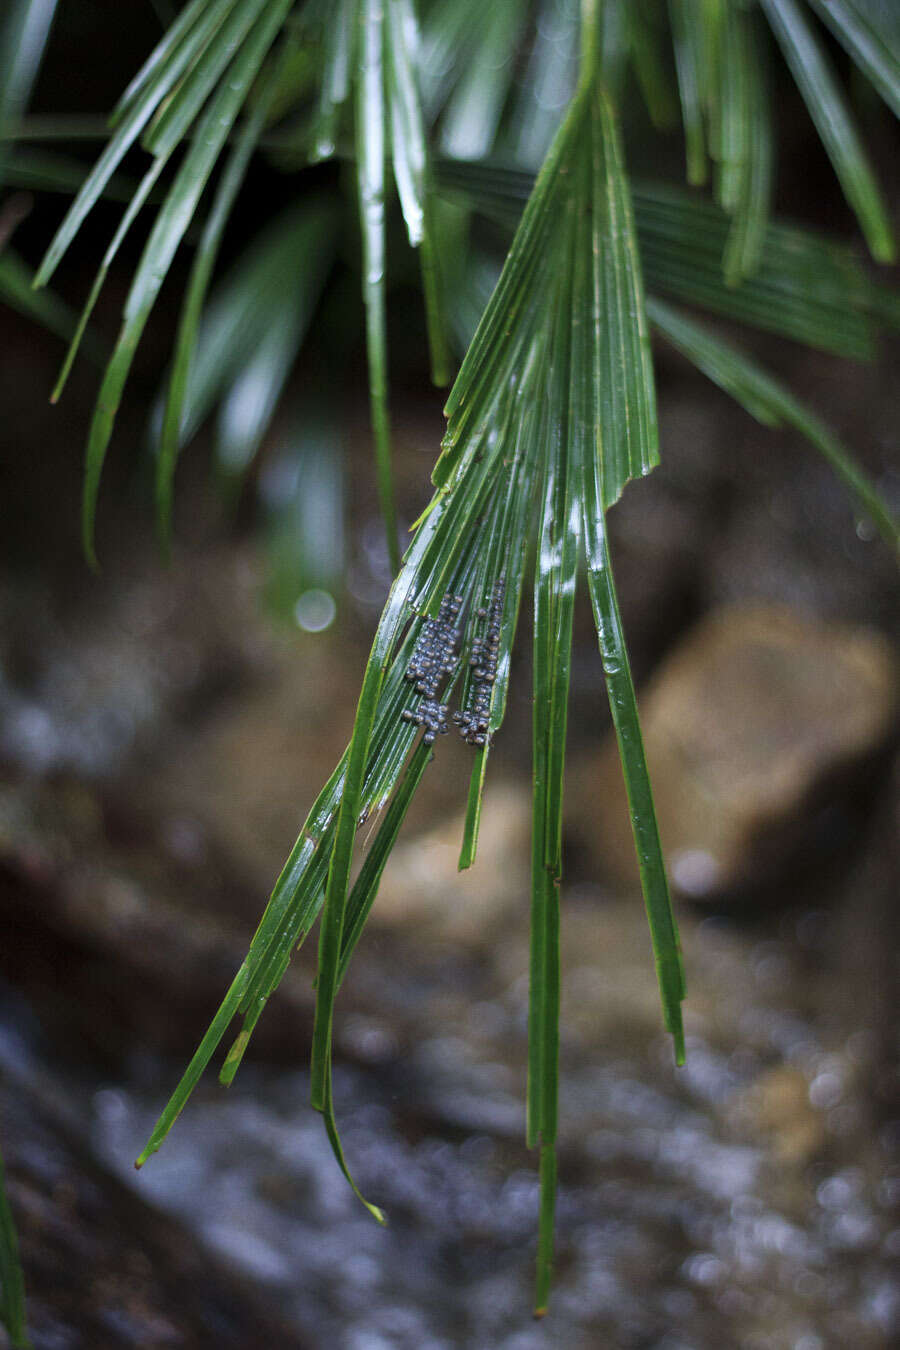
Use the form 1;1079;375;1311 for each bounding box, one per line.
648;296;898;551
0;1147;30;1350
760;0;895;263
34;0;448;567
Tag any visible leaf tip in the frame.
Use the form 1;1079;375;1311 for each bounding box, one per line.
872;237;896;266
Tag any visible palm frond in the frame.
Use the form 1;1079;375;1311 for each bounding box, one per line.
29;0;449;568
5;0;895;1321
717;5;773;283
356;0;399;572
648;295;899;550
136;64;685;1315
759;0;895;263
807;0;900;120
668;0;708;185
160;199;334;444
627;0;679;131
309;0;451;572
155;73;284;542
35;0;236;287
0;0;57;164
82;0;293;567
436;160;893;360
635;181;876;357
32;0;294;564
387;0;450;384
309;0;354;159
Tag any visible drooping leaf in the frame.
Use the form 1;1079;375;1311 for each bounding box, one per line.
386;0;450;385
136;65;683;1315
807;0;900;120
717;3;773;283
760;0;895;263
528;178;577;1314
356;0;399;574
437;161;888;360
648;295;898;550
668;0;708;184
0;0;57;184
49;153;170;402
581;487;686;1057
156;199;335;453
140;0;270;159
627;0;679;130
726;11;773;282
78;0;293;565
34;0;239;288
155;72;279;543
309;0;355;161
591;91;660;503
107;0;220;128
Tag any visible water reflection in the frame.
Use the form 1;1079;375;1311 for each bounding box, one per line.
72;985;897;1350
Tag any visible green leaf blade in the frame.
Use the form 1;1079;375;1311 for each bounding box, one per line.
668;0;708;185
357;0;400;574
648;295;899;551
33;0;239;288
807;0;900;120
592;87;659;507
155;89;273;544
310;0;356;161
581;490;686;1061
80;0;293;563
760;0;895;263
386;0;451;386
141;0;270;159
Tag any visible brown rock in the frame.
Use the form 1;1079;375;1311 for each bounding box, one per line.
0;1071;305;1349
728;1064;825;1166
571;604;897;898
374;782;531;941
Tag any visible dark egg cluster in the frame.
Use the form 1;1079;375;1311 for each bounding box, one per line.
453;576;505;747
401;593;462;744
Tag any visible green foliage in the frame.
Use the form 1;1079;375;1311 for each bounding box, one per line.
0;1149;29;1350
808;0;900;119
760;0;894;262
438;159;897;538
3;0;899;1321
648;296;898;550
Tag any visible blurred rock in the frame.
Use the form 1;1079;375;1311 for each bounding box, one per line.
570;603;897;899
0;1065;303;1349
374;783;530;942
0;774;318;1065
728;1064;825;1166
